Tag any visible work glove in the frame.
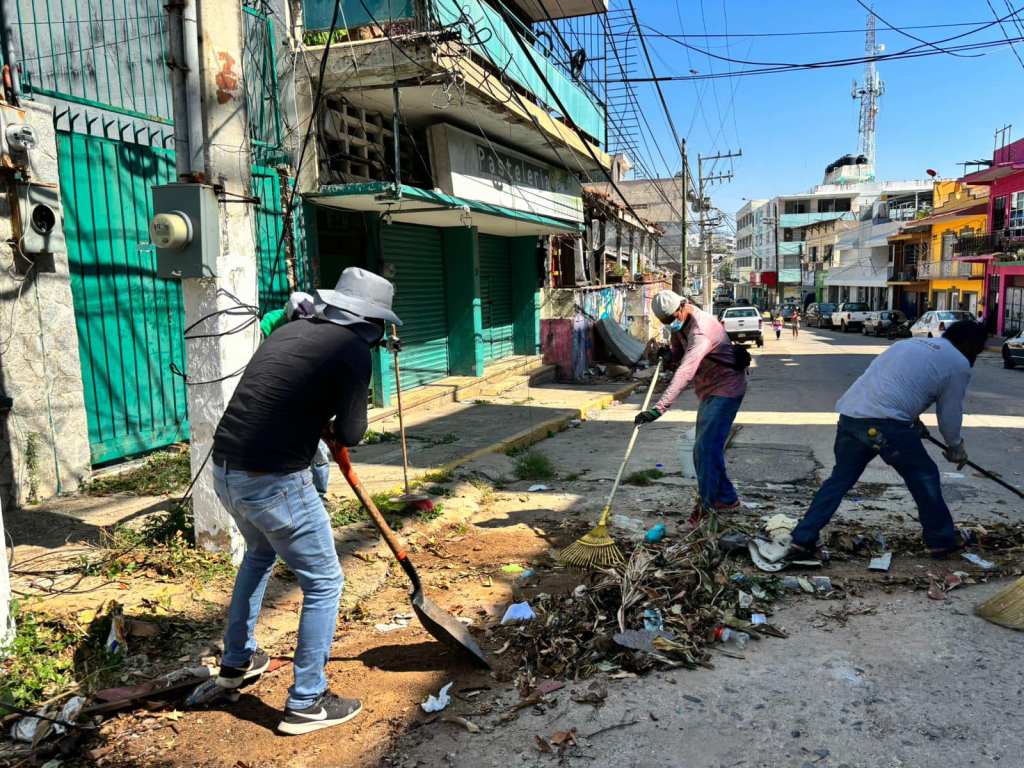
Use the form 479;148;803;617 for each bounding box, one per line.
943;439;968;470
634;407;661;426
386;335;403;353
913;418;929;439
657;345;674;367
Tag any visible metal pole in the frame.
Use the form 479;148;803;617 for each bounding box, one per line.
392;82;402;197
181;0;204;175
680;139;687;285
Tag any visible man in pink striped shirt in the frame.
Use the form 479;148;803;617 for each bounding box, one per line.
635;291;748;524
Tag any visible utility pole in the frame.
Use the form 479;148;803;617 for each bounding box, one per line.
680;139;687;287
697;149;741;306
166;0;259;559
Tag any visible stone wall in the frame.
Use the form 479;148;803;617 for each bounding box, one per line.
0;101;91;507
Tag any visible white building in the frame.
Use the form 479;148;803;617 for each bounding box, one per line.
735;199;767;302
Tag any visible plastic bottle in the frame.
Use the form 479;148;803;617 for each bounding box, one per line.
714;626;750;650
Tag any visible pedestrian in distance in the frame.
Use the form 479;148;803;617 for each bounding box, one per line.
785;321;988;561
791;309;800;339
210;267;402;735
637;291;750;526
772;314;783;340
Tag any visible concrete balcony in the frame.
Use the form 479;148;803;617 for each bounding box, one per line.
779;211;855;228
778;241;804;256
916;260;985;279
299;0;608;164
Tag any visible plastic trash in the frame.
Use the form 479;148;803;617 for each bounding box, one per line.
961;552;996;570
750;613;767;626
528;484;550;492
105;603;127;655
868;552;892;572
516;569;536;583
13;696;87;743
811;576;833;592
644;523;666;543
763;514;798;537
421;682;453;713
737;591;753;609
714;626;749;650
781;576;803;592
643;608;664;631
501;563;525;574
611;514;646;533
374;615;412;633
501;602;536;624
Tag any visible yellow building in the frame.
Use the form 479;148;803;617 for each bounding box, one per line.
918;181;988;314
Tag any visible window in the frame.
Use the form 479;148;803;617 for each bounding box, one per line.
1010;192;1024;236
824;244;834;264
784;200;809;214
810;246;818;261
941;231;956;260
993;195;1007;232
723;308;759;318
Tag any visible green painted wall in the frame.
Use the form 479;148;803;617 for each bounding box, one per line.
510;237;542;355
442;227;484;376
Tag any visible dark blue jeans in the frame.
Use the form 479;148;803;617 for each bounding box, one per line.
692;395;744;508
792;416;959;550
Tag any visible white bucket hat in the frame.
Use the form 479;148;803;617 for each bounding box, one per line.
315;267;402;326
652;290;687;324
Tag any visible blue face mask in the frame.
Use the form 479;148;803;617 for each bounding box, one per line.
669;319;684;332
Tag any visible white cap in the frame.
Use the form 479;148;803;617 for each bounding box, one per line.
652;290;686;324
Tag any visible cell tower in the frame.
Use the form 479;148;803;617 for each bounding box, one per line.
851;9;885;168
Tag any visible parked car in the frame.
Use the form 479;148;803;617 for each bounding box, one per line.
720;306;764;347
909;310;975;338
780;305;798;320
1002;329;1024;369
862;310;908;337
804;303;837;328
831;301;872;332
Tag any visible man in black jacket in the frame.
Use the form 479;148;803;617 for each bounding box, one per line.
210;267;400;735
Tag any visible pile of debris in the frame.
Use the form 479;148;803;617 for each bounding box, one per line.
490;529;785;681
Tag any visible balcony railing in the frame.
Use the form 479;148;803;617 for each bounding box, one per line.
916;260;984;279
887;264;919;281
303;0;607;144
953;232;1001;259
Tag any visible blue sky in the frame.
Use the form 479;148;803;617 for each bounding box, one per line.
629;0;1024;221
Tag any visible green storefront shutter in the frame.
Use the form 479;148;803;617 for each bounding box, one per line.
478;234;515;363
381;223;450;392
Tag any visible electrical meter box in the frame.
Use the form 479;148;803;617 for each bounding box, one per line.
17;181;64;257
150;183;220;279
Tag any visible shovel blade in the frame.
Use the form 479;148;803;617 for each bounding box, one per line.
410;591;490;669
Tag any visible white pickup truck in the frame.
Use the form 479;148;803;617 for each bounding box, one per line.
831;301;872;333
720;306;763;347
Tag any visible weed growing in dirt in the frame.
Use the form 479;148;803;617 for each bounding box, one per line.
0;607;84;707
102;502;233;581
421;467;454;484
361;430;398;445
85;449;191;497
562;471;582;482
514;451;555;481
623;468;665;486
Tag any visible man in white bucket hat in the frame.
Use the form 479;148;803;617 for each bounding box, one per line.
210;267;400;735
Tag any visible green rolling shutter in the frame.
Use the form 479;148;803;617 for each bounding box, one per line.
381;223;450;393
478;235;515;363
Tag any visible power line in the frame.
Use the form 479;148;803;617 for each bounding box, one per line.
640;20;998;40
988;0;1024;71
855;0;978;58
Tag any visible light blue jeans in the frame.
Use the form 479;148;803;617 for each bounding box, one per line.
691;395;744;508
213;464;343;710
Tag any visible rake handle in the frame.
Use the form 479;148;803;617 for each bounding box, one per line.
924;434;1024;499
600;360;663;524
391;324;413;496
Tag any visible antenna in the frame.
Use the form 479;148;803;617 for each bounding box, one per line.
851;7;884;168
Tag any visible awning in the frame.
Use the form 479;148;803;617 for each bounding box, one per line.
825;263;890;288
960;165;1024;185
307;182;584;237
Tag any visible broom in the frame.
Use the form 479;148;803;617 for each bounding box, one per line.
976;577;1024;631
559;359;663;569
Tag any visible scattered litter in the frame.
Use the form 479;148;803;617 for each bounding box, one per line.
421;682;453;713
961;552;996;570
644;523;666;543
928;576;946;601
125;619;160;639
642;608;664;631
532;679;565;697
751;584;768;600
501;563;526;574
750;613;767;626
611;514;646;533
441;714;480;733
737;591;753;609
570;680;608;706
763;514;799;537
374;613;412;633
748;540;785;572
945;572;965;591
105;603;127;655
569;419;582;428
810;576;833;592
501;602;536;624
516;569;536;583
743;501;762;509
613;629;674;653
714;626;749;649
528;484;550;492
868;552;893;572
549;728;578;750
718;531;750;553
797;577;816;594
943;472;966;480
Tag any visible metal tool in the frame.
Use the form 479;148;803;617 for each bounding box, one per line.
923;434;1024;499
332;444;490;668
388;324;433;512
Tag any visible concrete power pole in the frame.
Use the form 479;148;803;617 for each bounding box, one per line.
679;139;687;287
697;149;741;306
167;0;259;559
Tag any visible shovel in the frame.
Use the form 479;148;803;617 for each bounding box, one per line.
331;444;490;669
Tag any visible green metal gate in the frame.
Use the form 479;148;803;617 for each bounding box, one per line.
381;223;449;393
478;234;515;363
59;131;189;464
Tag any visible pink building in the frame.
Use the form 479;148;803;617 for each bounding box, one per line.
956;138;1024;337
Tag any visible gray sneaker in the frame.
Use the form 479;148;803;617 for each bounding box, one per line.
215;649;271;689
278;691;363;736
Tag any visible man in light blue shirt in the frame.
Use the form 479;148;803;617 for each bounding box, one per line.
789;321;988;558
